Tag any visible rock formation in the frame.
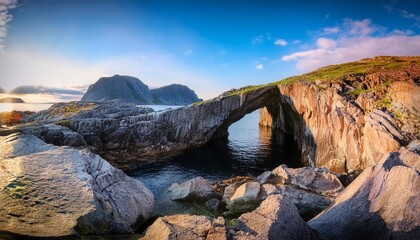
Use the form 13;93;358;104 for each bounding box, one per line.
0;133;154;238
150;84;202;105
261;56;419;172
231;194;320;240
140;214;227;240
10;57;417;174
168;176;218;202
81;75;201;105
309;145;420;240
0;97;25;103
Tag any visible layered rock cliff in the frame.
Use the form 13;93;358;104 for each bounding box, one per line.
260;56;419;173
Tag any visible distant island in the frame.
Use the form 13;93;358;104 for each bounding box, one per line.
81;75;202;105
0;97;25;103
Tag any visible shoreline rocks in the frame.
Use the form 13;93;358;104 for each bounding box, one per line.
309;145;420;240
0;133;154;238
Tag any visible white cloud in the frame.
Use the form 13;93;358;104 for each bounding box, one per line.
344;18;374;36
0;0;17;49
184;49;193;55
274;39;287;46
281;18;420;71
316;38;336;49
255;63;263;70
391;29;414;35
323;27;340;34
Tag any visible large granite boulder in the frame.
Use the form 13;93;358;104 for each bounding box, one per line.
140;215;227;240
309;146;420;240
232;194;319;240
223;181;261;215
0;134;154;238
168;176;218;202
259;165;343;197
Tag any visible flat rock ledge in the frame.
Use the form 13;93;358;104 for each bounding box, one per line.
0;133;154;239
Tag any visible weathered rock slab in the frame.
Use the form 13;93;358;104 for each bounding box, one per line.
309;146;420;240
168;176;218;202
0;134;154;238
232;194;317;240
140;214;226;240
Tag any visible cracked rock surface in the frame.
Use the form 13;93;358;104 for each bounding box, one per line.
0;133;154;238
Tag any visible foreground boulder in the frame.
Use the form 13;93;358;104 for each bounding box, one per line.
224;181;261;215
309;146;420;240
0;134;154;238
140;214;227;240
264;165;343;197
168;176;218;202
232;194;319;240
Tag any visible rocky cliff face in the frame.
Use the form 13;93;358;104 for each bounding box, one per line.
81;75;201;105
7;57;419;174
261;56;419;173
81;75;153;104
150;84;202;105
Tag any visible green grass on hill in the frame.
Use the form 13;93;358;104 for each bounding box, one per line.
224;56;419;97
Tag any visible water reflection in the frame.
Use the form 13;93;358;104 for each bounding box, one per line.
127;110;301;216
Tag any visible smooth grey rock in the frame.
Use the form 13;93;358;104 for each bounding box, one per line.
232;194;316;240
168;176;218;202
225;181;261;214
309;147;420;240
0;134;154;238
140;214;225;240
260;165;343;197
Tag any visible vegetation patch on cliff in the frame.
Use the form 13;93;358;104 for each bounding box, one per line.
279;56;418;84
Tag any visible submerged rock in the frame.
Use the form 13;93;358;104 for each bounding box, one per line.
232;194;319;240
0;134;154;238
309;146;420;240
168;176;218;202
140;214;226;240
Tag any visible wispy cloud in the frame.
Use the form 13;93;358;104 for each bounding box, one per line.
252;35;264;44
10;85;85;95
399;9;420;22
282;18;420;71
323;27;340;34
274;39;287;46
0;0;17;49
184;49;193;55
255;63;263;70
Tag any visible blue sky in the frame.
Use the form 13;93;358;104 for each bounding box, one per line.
0;0;419;102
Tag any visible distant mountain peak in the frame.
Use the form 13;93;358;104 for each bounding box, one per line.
81;75;201;105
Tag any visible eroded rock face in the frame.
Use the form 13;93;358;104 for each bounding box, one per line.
168;176;218;202
309;146;420;240
261;58;419;173
0;134;154;238
140;215;226;240
232;194;318;240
